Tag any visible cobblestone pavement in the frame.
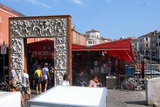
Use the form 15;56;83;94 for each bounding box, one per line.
107;89;153;107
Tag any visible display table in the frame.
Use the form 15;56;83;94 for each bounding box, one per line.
27;86;107;107
0;92;21;107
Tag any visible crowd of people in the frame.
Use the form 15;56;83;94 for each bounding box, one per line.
9;59;55;107
8;59;102;107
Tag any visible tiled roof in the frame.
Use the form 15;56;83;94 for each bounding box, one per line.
0;3;25;16
86;29;100;33
138;32;154;38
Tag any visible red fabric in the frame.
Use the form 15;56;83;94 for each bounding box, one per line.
27;39;54;58
90;38;135;63
27;38;135;63
72;44;88;51
27;39;87;58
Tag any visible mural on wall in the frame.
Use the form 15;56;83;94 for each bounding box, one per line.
10;18;68;85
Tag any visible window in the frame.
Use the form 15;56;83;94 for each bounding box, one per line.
159;43;160;46
156;43;158;47
146;38;148;41
146;44;148;48
159;35;160;38
88;41;92;44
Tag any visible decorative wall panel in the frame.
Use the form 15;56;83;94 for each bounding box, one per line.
10;17;68;85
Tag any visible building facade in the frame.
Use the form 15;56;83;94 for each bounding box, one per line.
85;29;111;46
0;3;24;45
131;38;139;57
72;29;86;45
138;33;151;58
150;30;160;60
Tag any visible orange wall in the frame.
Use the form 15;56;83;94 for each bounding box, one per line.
0;8;19;45
72;30;86;45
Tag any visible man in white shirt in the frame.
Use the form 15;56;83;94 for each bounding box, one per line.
21;69;31;107
42;63;50;92
9;67;17;89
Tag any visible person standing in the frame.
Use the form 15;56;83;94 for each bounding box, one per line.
42;63;50;92
21;69;31;106
32;60;39;88
9;67;17;90
49;63;54;87
35;66;43;95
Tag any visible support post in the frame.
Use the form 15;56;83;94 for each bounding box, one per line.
141;60;144;79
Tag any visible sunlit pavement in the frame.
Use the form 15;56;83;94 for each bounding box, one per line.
107;89;153;107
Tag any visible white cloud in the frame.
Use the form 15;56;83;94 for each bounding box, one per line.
72;0;83;5
27;0;53;9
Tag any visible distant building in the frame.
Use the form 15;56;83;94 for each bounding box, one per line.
85;29;111;46
138;32;151;58
131;38;139;58
72;29;86;45
150;30;160;60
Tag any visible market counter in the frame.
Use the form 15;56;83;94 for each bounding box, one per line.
0;92;21;107
27;86;107;107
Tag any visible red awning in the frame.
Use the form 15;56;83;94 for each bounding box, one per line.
27;38;135;63
90;38;135;63
27;39;88;58
72;44;88;51
27;40;54;58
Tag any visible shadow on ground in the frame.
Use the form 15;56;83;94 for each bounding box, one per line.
125;101;146;105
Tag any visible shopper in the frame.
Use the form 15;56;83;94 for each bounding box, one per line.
49;63;54;87
42;63;50;92
9;67;17;90
61;73;70;86
32;60;39;88
88;74;98;87
22;69;31;99
35;66;43;95
21;69;31;107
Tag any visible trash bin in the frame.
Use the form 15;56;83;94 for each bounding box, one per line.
106;76;116;89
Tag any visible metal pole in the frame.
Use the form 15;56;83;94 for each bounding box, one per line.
150;49;152;78
142;60;144;79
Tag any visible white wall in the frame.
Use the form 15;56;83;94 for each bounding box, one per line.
86;31;100;46
146;77;160;106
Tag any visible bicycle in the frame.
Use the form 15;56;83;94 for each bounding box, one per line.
79;72;88;87
0;75;10;91
121;78;145;91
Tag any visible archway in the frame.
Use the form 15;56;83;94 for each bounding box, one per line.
9;15;72;85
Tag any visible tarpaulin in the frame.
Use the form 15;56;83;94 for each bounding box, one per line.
27;39;87;58
27;38;135;63
90;38;135;63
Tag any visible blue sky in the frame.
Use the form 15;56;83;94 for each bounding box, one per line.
1;0;160;40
